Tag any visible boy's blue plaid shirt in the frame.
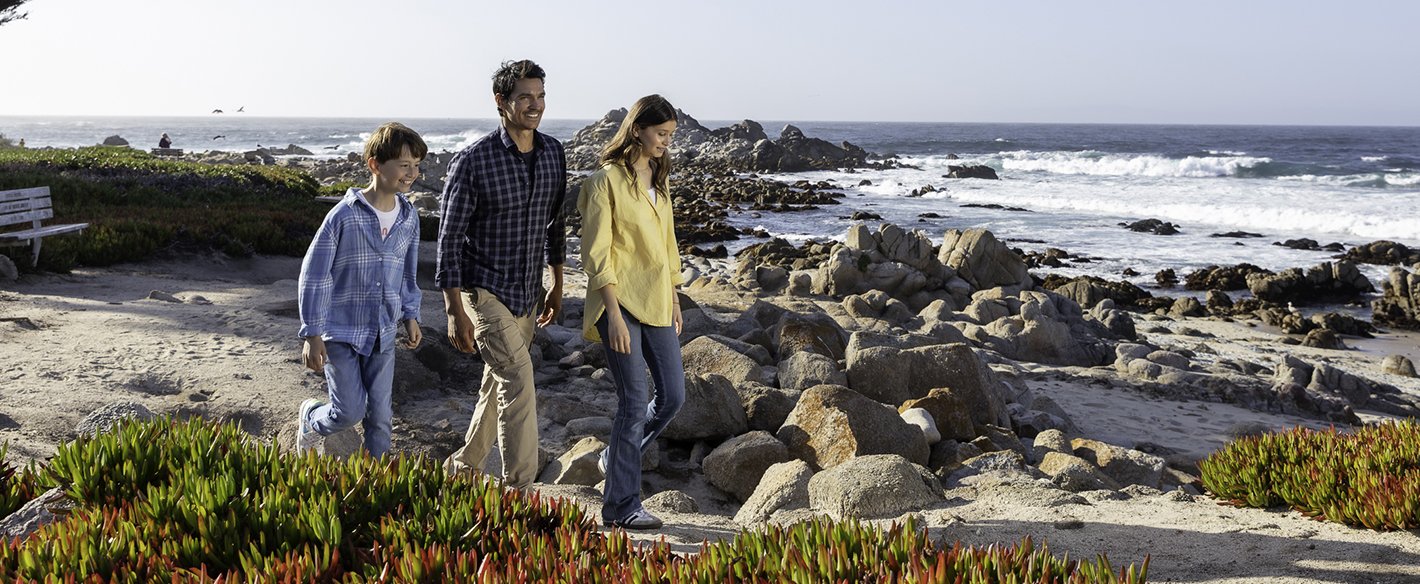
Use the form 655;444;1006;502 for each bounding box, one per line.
298;189;422;355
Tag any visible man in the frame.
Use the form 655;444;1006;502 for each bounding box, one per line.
437;59;566;488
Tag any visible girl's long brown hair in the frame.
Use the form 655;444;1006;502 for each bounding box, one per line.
598;94;676;196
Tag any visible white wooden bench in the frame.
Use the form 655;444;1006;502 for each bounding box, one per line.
0;187;90;267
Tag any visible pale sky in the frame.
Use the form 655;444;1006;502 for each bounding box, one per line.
2;0;1417;125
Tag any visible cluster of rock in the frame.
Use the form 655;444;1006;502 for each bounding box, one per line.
536;297;1198;523
733;223;1137;369
1274;238;1345;252
1343;240;1420;267
563;109;874;173
1164;261;1374;307
1374;267;1420;330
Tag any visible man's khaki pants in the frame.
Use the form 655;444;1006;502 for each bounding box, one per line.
445;287;538;488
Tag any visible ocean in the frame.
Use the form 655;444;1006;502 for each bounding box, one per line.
3;115;1418;289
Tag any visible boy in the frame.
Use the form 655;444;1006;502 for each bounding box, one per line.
296;122;427;457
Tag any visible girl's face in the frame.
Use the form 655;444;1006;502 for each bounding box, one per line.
635;120;677;160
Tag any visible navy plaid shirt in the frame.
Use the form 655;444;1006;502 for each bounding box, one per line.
435;126;567;316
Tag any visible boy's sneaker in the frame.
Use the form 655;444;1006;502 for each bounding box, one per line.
604;508;662;530
295;398;323;453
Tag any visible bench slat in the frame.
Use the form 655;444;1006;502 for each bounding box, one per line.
0;223;88;242
0;187;50;203
0;199;52;214
0;208;54;226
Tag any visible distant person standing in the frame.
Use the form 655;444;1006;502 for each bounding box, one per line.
295;122;427;457
437;60;567;488
158;133;172;149
16;138;24;148
578;94;685;530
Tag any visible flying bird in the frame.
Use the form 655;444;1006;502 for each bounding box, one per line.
237;106;245;113
324;145;340;150
212;109;224;114
212;135;226;140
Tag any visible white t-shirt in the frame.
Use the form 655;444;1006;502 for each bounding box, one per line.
358;190;401;240
648;187;657;205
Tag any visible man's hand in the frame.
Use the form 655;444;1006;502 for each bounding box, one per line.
302;336;327;372
447;312;476;354
537;286;562;327
400;319;423;350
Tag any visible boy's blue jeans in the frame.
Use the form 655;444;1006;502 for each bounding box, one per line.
596;309;686;522
309;332;395;457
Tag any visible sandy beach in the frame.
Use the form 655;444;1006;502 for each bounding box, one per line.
3;239;1420;583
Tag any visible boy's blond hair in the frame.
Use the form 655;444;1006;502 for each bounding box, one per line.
364;122;428;163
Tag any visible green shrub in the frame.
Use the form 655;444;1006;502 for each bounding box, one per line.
0;444;41;519
1201;420;1420;530
0;148;328;271
0;418;1149;582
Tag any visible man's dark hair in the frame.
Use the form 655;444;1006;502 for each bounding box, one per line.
492;59;546;104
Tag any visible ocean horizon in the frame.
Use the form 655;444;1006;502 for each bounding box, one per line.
4;114;1419;295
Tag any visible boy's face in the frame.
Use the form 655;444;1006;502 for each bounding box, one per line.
369;145;421;194
496;77;546;133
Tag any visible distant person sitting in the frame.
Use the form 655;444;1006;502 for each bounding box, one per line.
158;133;172;149
16;138;23;148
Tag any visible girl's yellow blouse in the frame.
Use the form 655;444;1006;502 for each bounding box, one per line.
577;163;683;341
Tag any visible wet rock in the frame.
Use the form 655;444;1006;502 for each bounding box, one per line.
1121;219;1180;235
945;164;999;180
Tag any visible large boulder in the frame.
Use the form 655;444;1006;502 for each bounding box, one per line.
777;351;847;391
939;229;1032;292
702;431;793;502
1070;439;1166;489
662;374;749;441
736;381;802;432
777;385;929;470
900;389;977;442
1037;452;1121;492
981;314;1105;366
536;436;606;486
734;459;814;525
807;454;943;519
845;343;1009;427
1373;267;1420;331
772;312;849;362
681;335;766;384
1272;356;1420;420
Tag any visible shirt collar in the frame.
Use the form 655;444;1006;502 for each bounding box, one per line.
497;124;544;155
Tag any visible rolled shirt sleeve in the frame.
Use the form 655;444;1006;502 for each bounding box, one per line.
578;171;619;292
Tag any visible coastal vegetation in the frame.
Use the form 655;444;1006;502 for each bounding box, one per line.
1201;420;1420;530
0;417;1148;583
0;147;326;270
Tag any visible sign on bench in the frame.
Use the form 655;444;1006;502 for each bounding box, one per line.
0;187;90;267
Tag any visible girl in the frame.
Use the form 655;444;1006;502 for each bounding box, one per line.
578;95;686;530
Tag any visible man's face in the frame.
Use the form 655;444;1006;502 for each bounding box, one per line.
497;78;545;133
